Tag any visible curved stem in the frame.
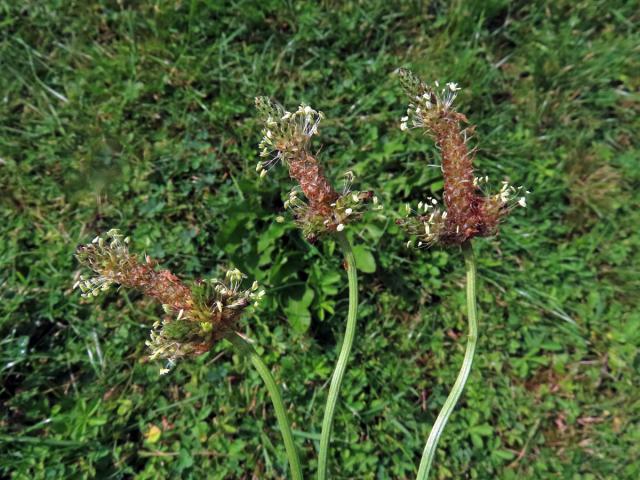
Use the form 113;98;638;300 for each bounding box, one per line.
317;232;359;480
416;241;478;480
226;332;303;480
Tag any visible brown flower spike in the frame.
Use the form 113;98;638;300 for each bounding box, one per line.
255;97;378;241
75;229;264;370
396;69;526;247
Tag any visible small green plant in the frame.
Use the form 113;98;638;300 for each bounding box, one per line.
395;68;527;479
74;229;302;479
254;97;379;479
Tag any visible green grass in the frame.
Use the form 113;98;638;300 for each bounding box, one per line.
1;0;639;478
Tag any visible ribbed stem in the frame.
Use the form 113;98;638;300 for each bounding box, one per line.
317;232;359;480
227;332;303;480
416;241;478;480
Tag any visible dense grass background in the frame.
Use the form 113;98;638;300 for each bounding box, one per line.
1;1;639;478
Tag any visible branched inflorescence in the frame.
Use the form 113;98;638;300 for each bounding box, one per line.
75;229;264;371
255;97;380;241
396;68;526;247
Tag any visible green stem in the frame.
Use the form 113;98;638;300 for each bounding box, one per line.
416;241;478;480
227;332;303;480
317;232;359;480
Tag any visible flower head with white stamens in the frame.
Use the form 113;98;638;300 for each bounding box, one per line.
75;230;263;372
396;68;527;246
255;97;379;241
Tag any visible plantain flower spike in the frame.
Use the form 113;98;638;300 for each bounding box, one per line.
75;229;264;371
396;68;527;247
255;97;379;241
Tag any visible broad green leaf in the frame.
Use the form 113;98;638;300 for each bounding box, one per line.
284;288;315;334
352;245;376;273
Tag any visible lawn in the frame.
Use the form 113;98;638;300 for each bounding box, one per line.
1;1;639;478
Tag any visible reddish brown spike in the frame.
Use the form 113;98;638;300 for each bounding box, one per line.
288;151;339;214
